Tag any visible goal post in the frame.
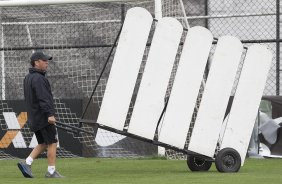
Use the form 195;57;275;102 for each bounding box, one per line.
0;0;139;7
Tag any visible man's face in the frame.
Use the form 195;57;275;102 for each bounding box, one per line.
35;59;49;71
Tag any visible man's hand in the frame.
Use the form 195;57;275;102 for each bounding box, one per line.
48;116;56;124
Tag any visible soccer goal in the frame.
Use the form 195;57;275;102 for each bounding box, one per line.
0;0;197;159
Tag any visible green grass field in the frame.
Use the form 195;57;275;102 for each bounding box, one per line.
1;158;282;184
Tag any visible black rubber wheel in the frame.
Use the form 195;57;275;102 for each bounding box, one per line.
187;156;212;171
215;148;241;173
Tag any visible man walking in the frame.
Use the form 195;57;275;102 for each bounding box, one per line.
17;51;64;178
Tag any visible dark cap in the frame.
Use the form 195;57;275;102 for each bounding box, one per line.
30;51;52;62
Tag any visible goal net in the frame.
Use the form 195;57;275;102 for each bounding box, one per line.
0;0;200;159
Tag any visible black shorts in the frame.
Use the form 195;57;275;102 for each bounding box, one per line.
35;124;58;145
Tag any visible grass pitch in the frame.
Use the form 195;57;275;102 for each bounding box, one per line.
1;158;282;184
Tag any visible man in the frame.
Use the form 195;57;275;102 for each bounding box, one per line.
17;51;64;178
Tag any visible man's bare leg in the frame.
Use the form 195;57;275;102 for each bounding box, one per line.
47;143;57;166
46;143;59;176
29;144;48;160
25;144;47;165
